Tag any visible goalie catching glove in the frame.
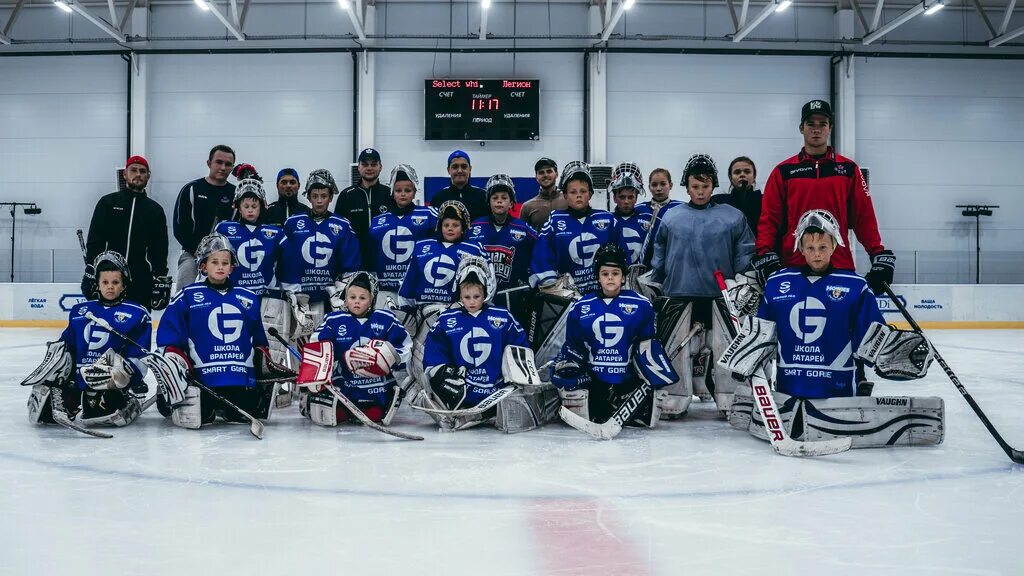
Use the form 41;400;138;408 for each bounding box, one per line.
343;339;399;378
718;316;778;378
855;322;933;380
79;349;136;390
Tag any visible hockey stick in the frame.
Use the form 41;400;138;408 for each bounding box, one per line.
76;229;88;264
715;270;851;457
557;324;702;441
267;328;424;441
85;311;265;440
881;282;1023;464
48;386;114;439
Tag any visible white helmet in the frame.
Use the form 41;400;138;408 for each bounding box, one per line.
233;178;267;208
195;233;239;267
454;255;496;305
793;209;845;251
559;161;593;193
388;164;420;191
610;162;644;195
485;173;517;204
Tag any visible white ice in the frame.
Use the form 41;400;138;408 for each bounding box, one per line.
2;328;1023;576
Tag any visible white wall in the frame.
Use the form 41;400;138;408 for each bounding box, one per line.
855;58;1024;283
0;55;127;283
606;53;829;204
374;52;584;184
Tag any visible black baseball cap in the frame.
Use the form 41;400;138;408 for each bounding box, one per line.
801;100;833;123
357;147;381;163
534;157;557;173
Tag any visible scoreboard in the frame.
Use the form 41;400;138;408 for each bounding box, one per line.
424;79;540;141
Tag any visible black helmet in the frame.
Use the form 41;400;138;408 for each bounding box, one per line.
436;200;471;234
593;243;628;274
485;174;517;204
682;153;719;189
92;251;131;303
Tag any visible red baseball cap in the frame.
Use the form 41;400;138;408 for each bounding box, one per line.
126;155;149;171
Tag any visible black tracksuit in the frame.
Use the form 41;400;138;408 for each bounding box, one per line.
85;189;169;308
265;195;308;227
711;187;763;236
172;177;235;254
333;181;392;272
430;183;488;222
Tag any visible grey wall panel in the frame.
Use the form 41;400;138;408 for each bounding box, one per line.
607;53;829;204
373;52;583;188
0;55;126;282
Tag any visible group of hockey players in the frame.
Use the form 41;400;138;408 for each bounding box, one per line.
24;98;946;452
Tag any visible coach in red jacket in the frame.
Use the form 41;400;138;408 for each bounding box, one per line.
752;99;895;293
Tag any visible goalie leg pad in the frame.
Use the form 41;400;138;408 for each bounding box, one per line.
170;385;204;430
409;304;448;392
533;294;575;368
411;389;485;432
308;390;340;427
558;388;589;422
80;390;142;427
728;384;756;431
710;300;746;412
27;384;55;424
718;315;777;378
22;340;73;387
495;385;560;434
261;296;291;366
796;395;945;447
654;300;696;418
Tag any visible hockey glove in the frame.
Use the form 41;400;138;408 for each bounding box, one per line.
80;349;136;390
151;275;173;310
751;252;782;287
428;365;467;410
286;291;317;337
865;250;896;293
81;264;96;300
326;280;346;312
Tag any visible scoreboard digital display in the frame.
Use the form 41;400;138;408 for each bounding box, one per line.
424;79;540;141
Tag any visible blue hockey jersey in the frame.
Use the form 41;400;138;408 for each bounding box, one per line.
398;239;488;304
61;300;151;391
214;221;284;295
423;305;529;405
157;283;268;388
614;206;654;265
368;206;438;291
559;290;656;387
279;212;361;300
468;216;538;290
759;268;884;399
310;308;412;406
529;209;629;294
639;200;682;266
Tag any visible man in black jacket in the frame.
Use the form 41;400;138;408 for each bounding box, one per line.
266;168;307;226
81;155;170;310
429;150;488;220
333;148;392;271
172;144;236;293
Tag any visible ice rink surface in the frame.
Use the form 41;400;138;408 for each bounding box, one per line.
2;328;1023;576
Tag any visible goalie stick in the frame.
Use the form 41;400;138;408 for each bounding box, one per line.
715;270;851;457
557;323;702;440
267;328;423;441
76;229;88;264
881;282;1023;465
85;311;265;440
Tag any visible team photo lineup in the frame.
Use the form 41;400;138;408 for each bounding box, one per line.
25;96;952;453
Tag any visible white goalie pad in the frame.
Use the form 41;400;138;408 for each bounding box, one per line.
27;384;54;424
170;385;203;430
709;300;745;412
286;292;324;340
724;272;762;318
409;303;451;392
855;322;933;381
655;301;697;418
308;391;340;427
718;315;777;378
558;388;589;422
80;391;142;427
22;340;73;387
729;384;945;448
502;345;542;387
261;296;291;367
147;352;191;408
495;385;560;434
410;388;486;432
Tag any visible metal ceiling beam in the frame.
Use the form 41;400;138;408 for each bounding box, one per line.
739;0;750;26
205;0;245;40
972;0;997;35
849;0;871;31
106;0;116;26
870;0;884;30
733;0;776;42
1;0;25;45
599;0;631;42
725;0;739;29
989;21;1024;45
239;0;251;31
479;0;488;40
67;0;126;42
998;0;1016;34
118;0;136;34
863;1;925;44
343;0;366;41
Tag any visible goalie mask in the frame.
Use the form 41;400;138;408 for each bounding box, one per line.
682;153;719;189
436;200;472;234
388;164;420;192
304;169;339;197
794;209;845;252
233;177;267;208
559;161;594;194
92;251;131;302
195;233;239;267
610;162;644;196
343;271;380;310
454;255;496;304
485;174;517;204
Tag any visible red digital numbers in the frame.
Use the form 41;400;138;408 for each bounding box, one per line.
471;98;501;111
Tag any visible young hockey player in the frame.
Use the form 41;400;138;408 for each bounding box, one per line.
154;234;280;429
468;174;538;328
648;153;756;418
296;271;412;426
398;200;487;306
25;251;151;431
368;164;437;305
609;163;654;265
414;256;557;432
530;161;628;295
279;169;361;341
551;244;677;430
723;209;942;447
